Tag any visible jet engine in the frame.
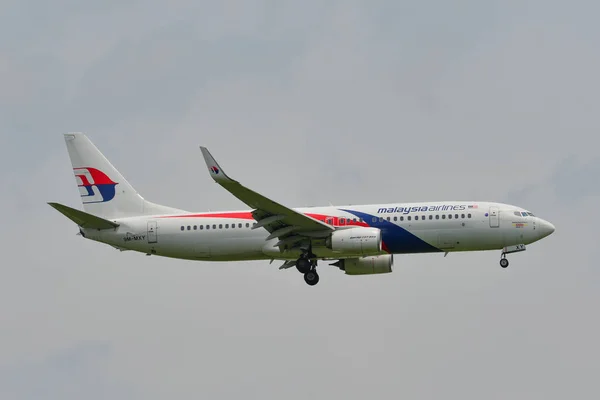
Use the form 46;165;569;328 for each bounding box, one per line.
332;254;394;275
325;227;382;255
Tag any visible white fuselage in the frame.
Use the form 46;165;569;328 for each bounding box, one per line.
82;201;554;261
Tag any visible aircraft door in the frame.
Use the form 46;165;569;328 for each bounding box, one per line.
489;207;499;228
147;221;158;243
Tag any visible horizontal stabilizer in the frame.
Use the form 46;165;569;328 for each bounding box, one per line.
48;202;119;230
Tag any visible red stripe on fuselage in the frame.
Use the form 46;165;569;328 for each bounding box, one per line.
305;213;369;227
159;211;370;228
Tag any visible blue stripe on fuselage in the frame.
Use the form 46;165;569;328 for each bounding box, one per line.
340;209;442;254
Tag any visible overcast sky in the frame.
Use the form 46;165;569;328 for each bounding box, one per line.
1;1;599;399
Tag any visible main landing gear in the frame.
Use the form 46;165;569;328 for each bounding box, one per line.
296;253;319;286
304;270;319;286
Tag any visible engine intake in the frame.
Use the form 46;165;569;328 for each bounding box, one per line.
325;227;382;255
333;254;394;275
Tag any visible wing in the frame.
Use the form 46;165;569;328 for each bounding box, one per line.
200;147;333;249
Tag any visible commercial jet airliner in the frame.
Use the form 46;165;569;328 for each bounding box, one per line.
50;133;555;286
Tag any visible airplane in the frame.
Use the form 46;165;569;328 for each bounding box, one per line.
49;133;555;286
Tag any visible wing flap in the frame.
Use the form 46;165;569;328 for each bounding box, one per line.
48;202;119;230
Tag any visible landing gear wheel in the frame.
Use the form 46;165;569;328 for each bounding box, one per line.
500;258;509;268
304;270;320;286
296;258;311;274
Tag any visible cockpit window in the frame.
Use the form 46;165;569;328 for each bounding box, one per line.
516;211;535;217
514;211;536;217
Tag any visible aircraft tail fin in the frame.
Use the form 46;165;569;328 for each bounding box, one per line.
62;133;185;218
48;202;119;230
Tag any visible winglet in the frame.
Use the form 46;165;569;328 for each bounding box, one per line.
200;147;235;183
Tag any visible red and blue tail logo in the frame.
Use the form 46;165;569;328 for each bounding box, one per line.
74;167;118;204
210;166;219;174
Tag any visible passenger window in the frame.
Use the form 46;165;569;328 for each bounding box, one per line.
213;224;216;229
429;215;433;220
206;225;210;230
193;225;197;230
200;225;203;230
225;224;229;229
436;215;439;220
422;215;425;220
400;216;404;221
461;214;465;219
386;217;390;221
246;223;250;228
468;213;472;218
219;224;223;229
448;215;452;219
408;216;411;221
187;226;191;230
393;216;397;221
231;224;235;229
180;226;184;231
239;223;242;228
455;214;459;219
442;215;446;219
379;217;384;222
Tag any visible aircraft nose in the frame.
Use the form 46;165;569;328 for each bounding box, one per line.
538;219;556;239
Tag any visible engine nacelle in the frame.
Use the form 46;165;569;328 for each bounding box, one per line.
334;254;394;275
325;227;382;255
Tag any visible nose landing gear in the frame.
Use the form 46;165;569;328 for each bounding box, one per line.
499;244;526;268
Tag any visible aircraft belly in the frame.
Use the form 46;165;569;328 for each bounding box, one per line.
209;236;264;258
